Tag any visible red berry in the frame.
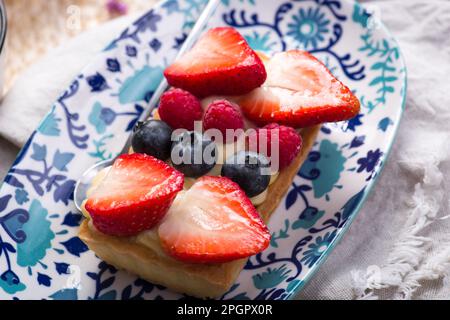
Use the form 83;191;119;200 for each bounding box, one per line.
237;50;360;127
85;153;184;237
158;88;203;130
164;27;266;97
249;123;302;170
203;100;244;139
158;176;270;263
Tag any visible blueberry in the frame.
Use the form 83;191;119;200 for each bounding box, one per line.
131;120;173;160
171;131;217;178
221;151;270;197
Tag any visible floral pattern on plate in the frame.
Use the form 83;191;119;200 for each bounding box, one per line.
0;0;406;300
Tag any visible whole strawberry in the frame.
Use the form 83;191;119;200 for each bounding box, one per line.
158;88;203;130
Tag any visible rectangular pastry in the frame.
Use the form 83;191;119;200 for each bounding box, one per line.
78;27;359;299
79;126;319;298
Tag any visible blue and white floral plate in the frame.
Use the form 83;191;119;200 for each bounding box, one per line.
0;0;406;300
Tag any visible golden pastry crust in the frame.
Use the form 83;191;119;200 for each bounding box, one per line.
79;125;320;298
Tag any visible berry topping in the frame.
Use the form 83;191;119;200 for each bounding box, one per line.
249;123;303;170
236;50;360;127
158;176;270;263
221;151;270;197
85;153;184;237
164;27;267;97
158;88;203;130
131;120;173;160
171;131;217;178
203;100;244;138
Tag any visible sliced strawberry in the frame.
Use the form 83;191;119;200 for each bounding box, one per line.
158;176;270;263
164;27;267;97
236;50;360;127
85;153;184;237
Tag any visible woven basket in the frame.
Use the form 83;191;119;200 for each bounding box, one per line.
3;0;157;92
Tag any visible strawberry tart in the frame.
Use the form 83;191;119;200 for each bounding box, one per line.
78;27;360;298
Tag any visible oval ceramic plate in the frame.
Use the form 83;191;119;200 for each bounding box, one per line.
0;0;406;300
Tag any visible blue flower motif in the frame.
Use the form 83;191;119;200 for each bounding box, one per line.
89;102;111;134
0;270;26;294
37;273;52;287
86;73;109;92
100;108;117;125
149;38;162;51
106;58;121;72
287;7;330;49
16;200;55;267
52;150;75;172
30;143;47;162
162;0;179;14
174;33;187;49
301;231;336;267
60;237;88;257
125;45;137;57
346;113;363;132
352;3;371;28
292;206;325;230
378;117;393;132
38;106;61;136
357;149;382;173
55;262;70;275
244;31;275;52
14;189;29;205
0;196;29;243
132;10;161;33
350;135;365;149
252;265;290;290
62;211;83;227
53;180;76;205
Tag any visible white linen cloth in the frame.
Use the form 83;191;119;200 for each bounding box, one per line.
0;0;450;299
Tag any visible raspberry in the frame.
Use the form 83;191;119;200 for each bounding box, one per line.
249;123;302;170
203;100;244;140
158;88;203;130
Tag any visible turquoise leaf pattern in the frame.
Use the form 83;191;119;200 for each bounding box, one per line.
244;31;276;52
359;32;400;112
311;140;346;198
16;200;55;267
37;106;61;137
270;220;290;248
0;270;26;294
88;134;114;161
252;265;290;290
49;288;78;300
88;102;107;134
